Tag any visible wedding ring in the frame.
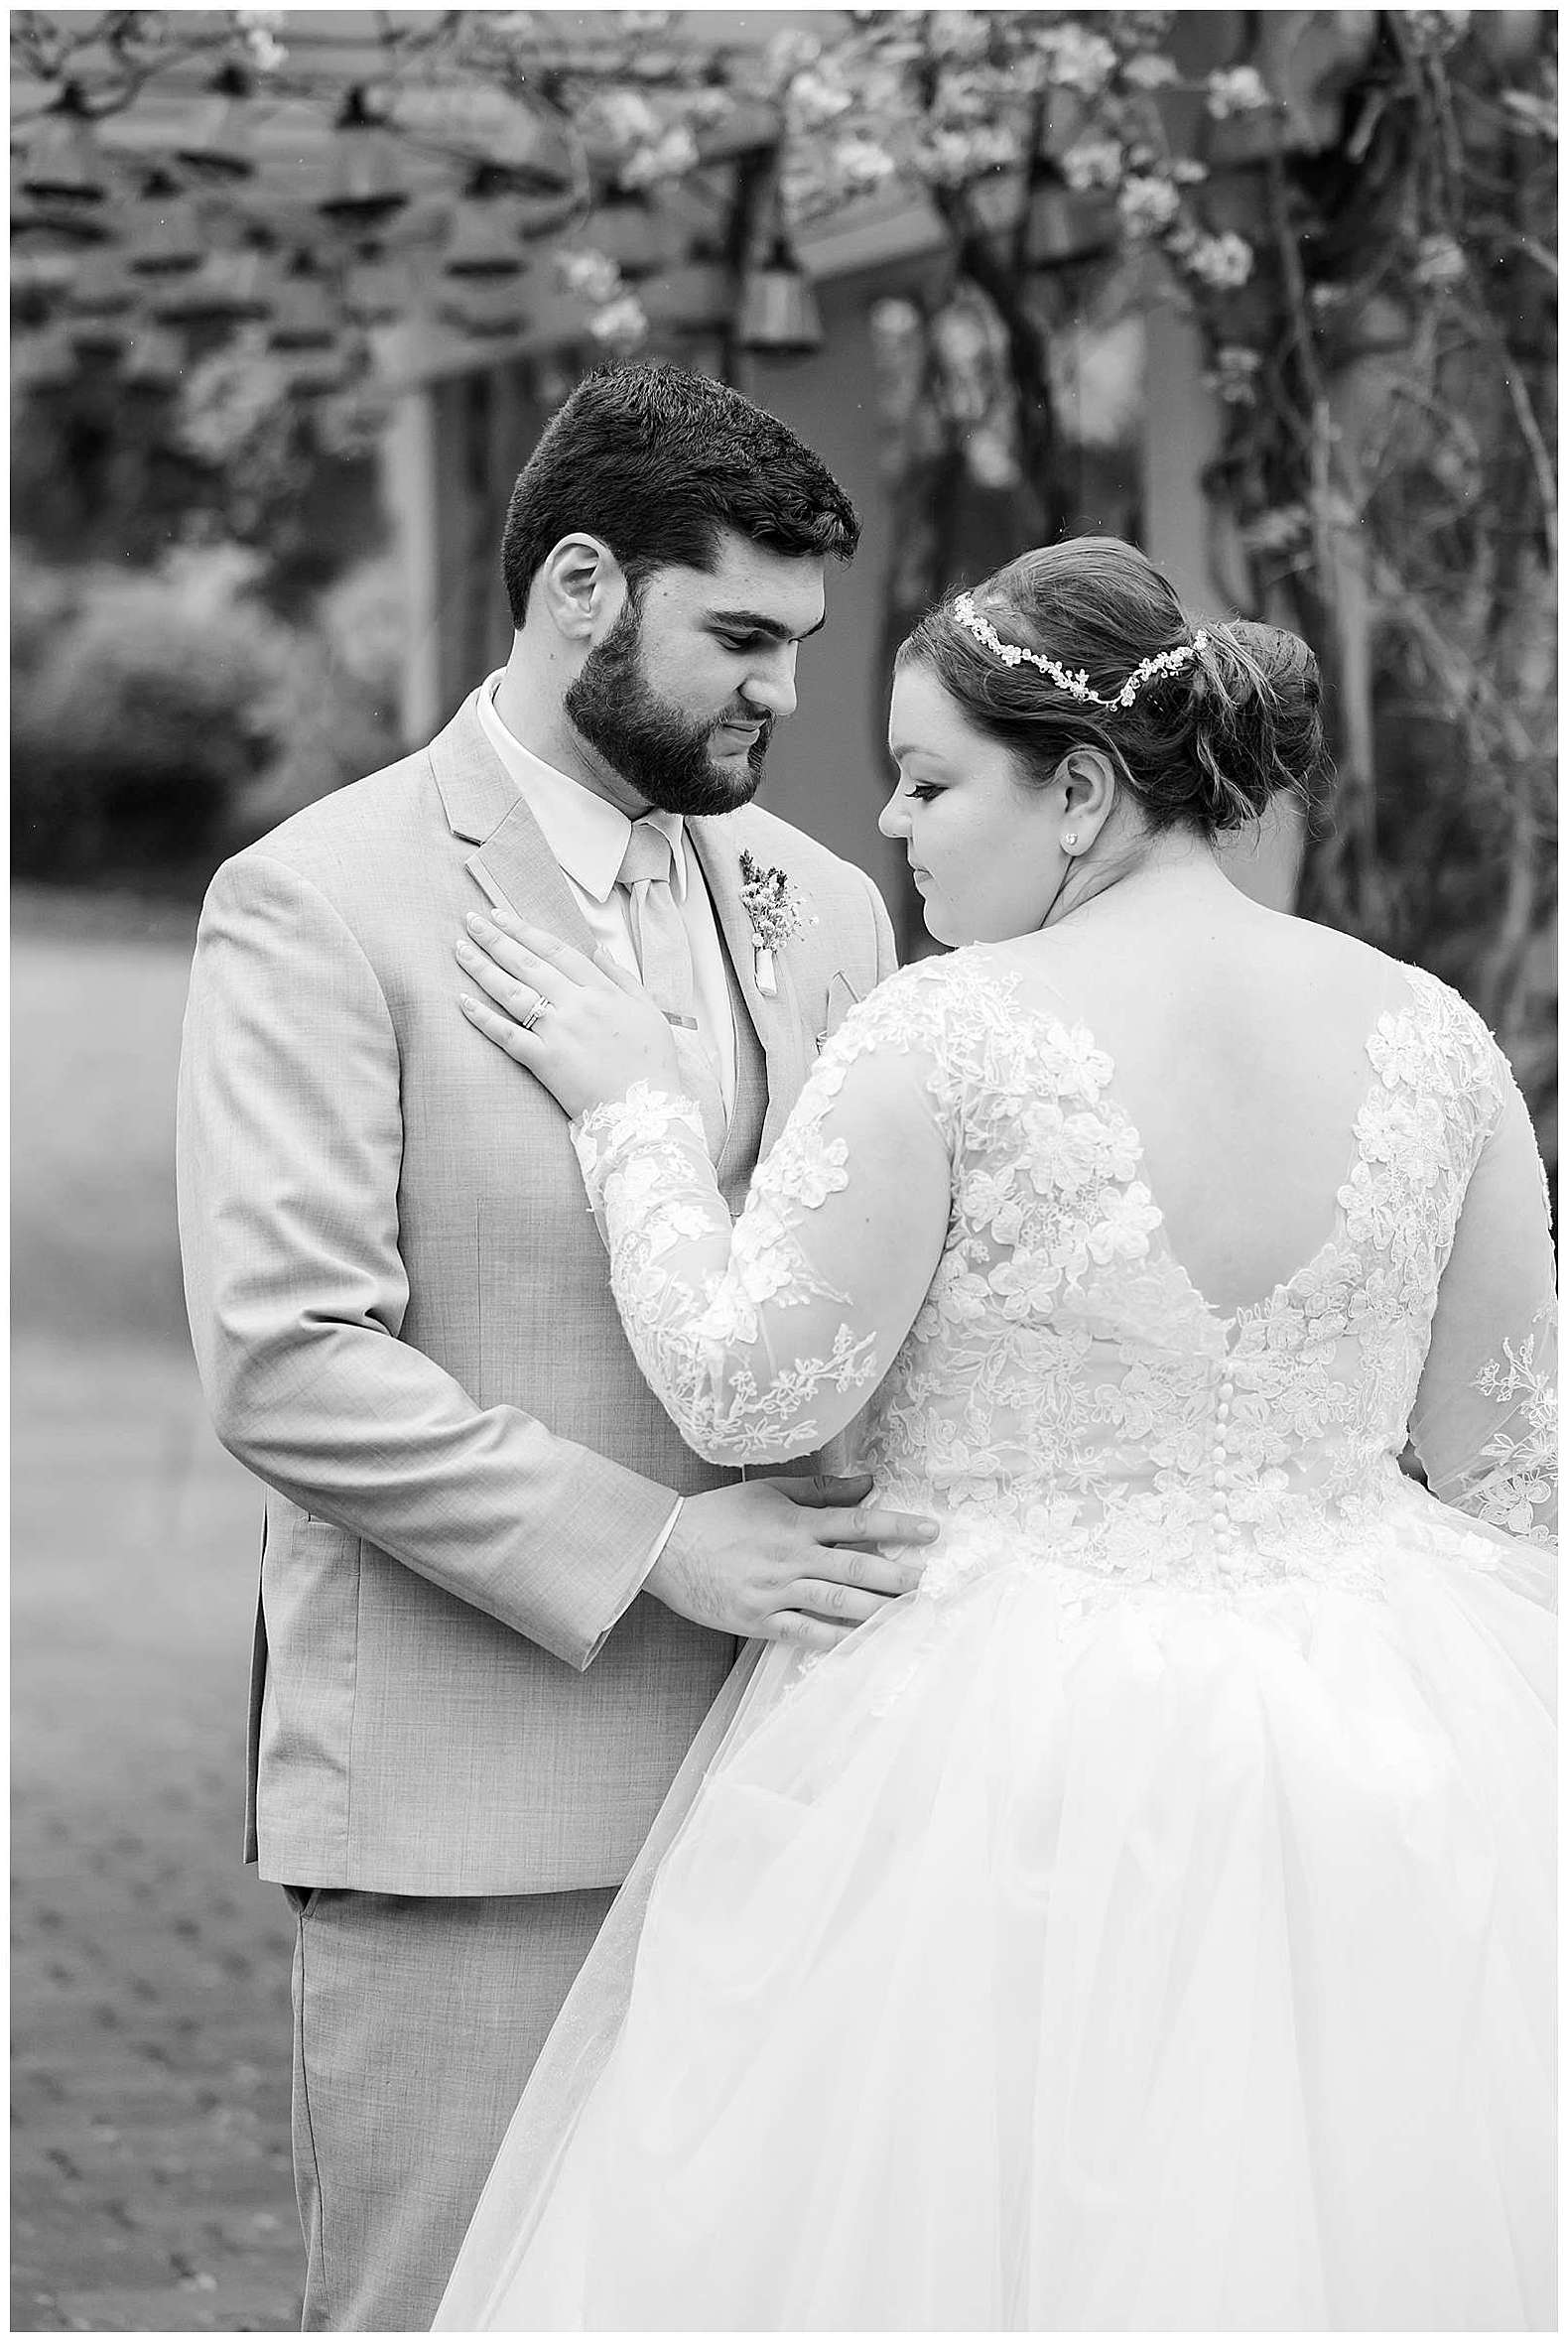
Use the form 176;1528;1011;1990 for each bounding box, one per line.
518;994;546;1032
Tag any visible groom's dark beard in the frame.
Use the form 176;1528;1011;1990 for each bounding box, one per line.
564;602;772;818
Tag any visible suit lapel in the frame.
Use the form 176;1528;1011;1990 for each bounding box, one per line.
690;816;812;1155
430;692;598;953
464;796;597;955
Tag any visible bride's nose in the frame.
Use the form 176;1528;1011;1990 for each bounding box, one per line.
878;786;908;841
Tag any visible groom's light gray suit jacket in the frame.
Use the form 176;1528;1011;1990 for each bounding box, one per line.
177;694;896;1894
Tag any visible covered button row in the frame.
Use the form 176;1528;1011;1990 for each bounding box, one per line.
1212;1371;1239;1568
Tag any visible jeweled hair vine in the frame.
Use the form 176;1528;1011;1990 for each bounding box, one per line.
952;591;1209;713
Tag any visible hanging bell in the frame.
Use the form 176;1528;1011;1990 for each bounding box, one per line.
735;238;824;356
126;170;205;279
343;250;408;325
153;242;275;326
269;254;337;350
318;87;413;232
65;246;137;320
462;94;575;198
174;63;258;183
13;325;77;391
440;278;529;341
10;243;78;302
120;324;186;391
443;172;526;279
66;308;129;361
12;164;112;250
18;83;109;207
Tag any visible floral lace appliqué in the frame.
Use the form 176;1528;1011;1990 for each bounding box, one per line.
572;954;1555;1602
1454;1317;1558;1542
575;1080;879;1461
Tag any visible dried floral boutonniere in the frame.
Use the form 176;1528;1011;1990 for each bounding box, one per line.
738;848;813;998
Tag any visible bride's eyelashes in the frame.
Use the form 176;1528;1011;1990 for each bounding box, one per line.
888;772;944;805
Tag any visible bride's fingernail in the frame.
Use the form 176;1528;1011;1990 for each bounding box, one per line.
465;912;490;937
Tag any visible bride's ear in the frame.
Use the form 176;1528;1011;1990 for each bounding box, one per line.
535;534;627;646
1052;746;1117;846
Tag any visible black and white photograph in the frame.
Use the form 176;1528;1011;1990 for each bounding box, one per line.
11;7;1557;2332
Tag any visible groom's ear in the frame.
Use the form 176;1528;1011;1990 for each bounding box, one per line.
535;535;628;645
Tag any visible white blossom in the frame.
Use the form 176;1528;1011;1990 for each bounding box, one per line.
619;123;701;188
1061;136;1123;194
588;293;649;349
764;28;825;83
928;11;994;61
236;11;287;71
1205;65;1272;119
588;90;660;150
832;134;898;194
1208;343;1263;404
1241;503;1310;552
1116;174;1181;234
965;424;1019;489
557;248;623;307
919;123;1021;186
932;303;992;376
1034;23;1117;95
1122;52;1179;90
786;67;855;132
1185;230;1254;290
682;88;735;131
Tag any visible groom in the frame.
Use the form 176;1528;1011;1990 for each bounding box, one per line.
177;362;932;2331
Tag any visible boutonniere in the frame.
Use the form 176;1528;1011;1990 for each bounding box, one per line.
738;849;813;998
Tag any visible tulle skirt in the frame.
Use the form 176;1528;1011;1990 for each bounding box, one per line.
436;1524;1555;2332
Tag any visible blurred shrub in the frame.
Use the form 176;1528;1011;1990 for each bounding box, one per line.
239;558;405;836
11;545;405;895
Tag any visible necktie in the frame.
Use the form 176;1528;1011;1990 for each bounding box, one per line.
616;820;727;1158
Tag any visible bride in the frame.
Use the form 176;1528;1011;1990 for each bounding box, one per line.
438;538;1555;2331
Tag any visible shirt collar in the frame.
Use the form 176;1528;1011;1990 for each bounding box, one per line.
476;672;688;904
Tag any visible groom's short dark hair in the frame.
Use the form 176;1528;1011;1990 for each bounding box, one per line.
501;360;860;626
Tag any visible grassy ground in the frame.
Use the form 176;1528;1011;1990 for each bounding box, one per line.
12;889;302;2331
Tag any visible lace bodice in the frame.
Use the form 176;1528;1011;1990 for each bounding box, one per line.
574;951;1557;1603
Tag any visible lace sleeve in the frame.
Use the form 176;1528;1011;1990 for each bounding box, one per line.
570;976;953;1466
1410;1042;1557;1546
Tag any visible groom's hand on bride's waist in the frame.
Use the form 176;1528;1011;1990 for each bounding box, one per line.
646;1475;938;1653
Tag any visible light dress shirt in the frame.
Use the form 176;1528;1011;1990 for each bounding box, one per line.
475;672;744;1619
476;674;737;1109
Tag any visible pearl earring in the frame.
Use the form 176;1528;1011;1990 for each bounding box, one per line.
1061;832;1079;852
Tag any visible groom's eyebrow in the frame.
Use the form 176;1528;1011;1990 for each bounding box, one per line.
707;607;827;642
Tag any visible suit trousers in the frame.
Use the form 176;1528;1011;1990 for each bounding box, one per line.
288;1884;615;2332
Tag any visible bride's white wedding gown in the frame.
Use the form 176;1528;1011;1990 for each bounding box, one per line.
436;947;1556;2333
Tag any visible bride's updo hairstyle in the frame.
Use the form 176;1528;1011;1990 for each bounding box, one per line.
899;538;1327;834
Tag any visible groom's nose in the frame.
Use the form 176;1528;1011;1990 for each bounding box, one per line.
741;645;798;721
